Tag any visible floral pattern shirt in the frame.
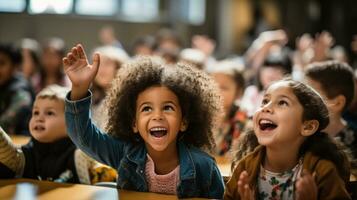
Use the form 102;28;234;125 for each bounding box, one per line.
258;159;303;200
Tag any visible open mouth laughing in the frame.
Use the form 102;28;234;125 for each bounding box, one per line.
149;127;168;138
259;119;278;131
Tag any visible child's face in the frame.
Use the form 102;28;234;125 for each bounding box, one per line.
259;66;285;90
0;52;15;85
29;98;67;143
134;45;153;56
132;86;186;154
253;81;306;148
41;48;62;72
212;73;240;113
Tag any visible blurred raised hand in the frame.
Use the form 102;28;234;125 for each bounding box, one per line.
63;44;100;100
192;35;216;56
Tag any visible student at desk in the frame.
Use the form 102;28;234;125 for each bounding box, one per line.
62;44;224;199
0;85;116;184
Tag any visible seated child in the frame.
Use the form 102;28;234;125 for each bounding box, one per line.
305;60;357;159
210;61;248;156
0;85;116;184
62;44;224;198
90;45;129;130
240;52;292;117
0;44;34;135
225;78;351;199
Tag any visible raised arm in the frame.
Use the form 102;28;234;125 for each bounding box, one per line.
63;45;124;169
63;44;100;100
0;126;25;177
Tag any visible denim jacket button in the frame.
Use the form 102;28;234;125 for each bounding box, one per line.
140;170;143;173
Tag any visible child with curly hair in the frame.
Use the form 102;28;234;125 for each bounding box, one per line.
225;78;351;200
63;44;224;198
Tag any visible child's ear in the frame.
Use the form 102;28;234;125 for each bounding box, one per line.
180;119;188;132
330;95;346;113
132;121;138;133
301;120;319;136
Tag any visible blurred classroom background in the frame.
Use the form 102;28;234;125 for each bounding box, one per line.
0;0;356;59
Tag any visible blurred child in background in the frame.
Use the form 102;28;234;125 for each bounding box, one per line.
31;37;71;93
210;60;248;157
91;46;129;129
305;61;357;159
0;44;34;135
18;38;41;80
241;52;292;117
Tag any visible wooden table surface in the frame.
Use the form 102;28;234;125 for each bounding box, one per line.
215;156;232;182
0;179;207;200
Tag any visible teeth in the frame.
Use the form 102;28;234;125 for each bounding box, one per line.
150;127;167;131
260;119;274;125
34;126;45;130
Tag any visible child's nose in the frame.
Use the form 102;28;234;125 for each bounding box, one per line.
34;114;45;121
261;103;273;113
152;111;163;120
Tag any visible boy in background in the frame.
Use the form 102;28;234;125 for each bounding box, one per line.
0;84;116;184
305;60;357;158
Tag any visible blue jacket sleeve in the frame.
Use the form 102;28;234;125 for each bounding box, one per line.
64;91;124;169
209;163;225;199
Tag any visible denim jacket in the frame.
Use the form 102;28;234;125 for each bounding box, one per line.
65;92;224;199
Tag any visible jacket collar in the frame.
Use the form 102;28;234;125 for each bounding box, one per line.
244;145;265;189
126;142;147;168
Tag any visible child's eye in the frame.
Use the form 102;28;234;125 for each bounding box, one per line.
163;105;174;111
278;100;289;106
261;98;269;106
141;106;152;112
32;111;39;116
46;111;55;116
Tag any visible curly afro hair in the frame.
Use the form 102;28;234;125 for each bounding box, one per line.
105;57;222;151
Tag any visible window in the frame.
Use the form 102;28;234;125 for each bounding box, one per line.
121;0;159;22
187;0;205;25
0;0;26;12
76;0;118;16
29;0;73;14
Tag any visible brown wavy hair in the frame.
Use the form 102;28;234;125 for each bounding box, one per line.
105;56;222;151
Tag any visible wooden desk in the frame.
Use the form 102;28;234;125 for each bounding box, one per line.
215;156;232;182
0;179;206;200
10;135;30;146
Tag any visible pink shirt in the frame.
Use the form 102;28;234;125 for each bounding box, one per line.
145;154;180;195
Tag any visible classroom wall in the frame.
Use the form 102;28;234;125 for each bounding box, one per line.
0;13;165;53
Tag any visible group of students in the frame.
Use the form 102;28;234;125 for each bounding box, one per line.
0;41;356;199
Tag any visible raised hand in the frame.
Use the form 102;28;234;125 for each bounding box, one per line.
63;44;100;100
237;171;255;200
295;170;317;200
